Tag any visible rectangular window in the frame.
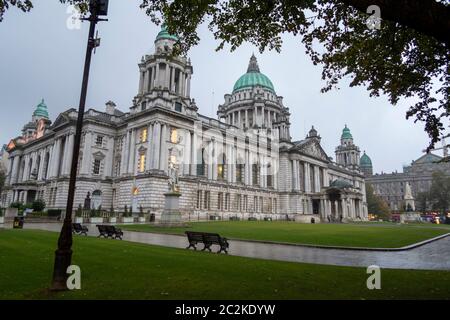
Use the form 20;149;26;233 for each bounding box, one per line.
96;135;104;147
236;164;244;183
93;159;101;175
204;191;210;210
252;164;259;186
170;127;178;144
218;192;223;210
175;102;182;112
196;190;202;209
244;195;248;212
260;197;264;213
140;128;148;143
236;194;241;212
141;101;147;111
254;196;258;212
217;164;224;180
225;193;230;211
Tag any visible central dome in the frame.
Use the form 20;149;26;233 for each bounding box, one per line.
233;55;275;93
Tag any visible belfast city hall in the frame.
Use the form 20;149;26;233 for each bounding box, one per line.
1;25;368;222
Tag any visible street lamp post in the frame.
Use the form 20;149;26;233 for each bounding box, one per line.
51;0;108;291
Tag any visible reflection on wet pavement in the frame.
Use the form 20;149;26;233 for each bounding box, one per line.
3;222;449;270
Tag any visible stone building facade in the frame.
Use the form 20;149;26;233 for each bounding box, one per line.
1;25;368;222
363;151;450;211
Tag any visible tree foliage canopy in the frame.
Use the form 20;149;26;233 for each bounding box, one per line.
429;171;450;214
1;0;449;149
366;183;391;220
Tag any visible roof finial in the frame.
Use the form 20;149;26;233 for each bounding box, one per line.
247;54;260;73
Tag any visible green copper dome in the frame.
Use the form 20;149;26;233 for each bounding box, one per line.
341;125;353;140
155;23;178;42
233;55;275;93
33;99;49;119
360;152;372;167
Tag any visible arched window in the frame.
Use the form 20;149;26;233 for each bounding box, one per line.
91;190;102;210
267;163;273;187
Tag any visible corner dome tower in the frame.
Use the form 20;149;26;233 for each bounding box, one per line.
232;54;275;93
33;99;49;120
360;151;373;176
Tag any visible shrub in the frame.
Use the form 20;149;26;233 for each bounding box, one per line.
47;209;62;217
32;199;46;212
10;202;24;210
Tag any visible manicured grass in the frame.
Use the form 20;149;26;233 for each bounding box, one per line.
0;229;449;300
119;221;449;248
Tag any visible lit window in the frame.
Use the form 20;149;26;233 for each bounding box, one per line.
140;128;148;143
138;154;146;173
217;164;224;180
170;128;178;144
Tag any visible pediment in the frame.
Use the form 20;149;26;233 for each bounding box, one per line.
93;151;106;159
52;113;70;128
292;139;330;162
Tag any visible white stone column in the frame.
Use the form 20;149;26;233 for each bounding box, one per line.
183;130;191;175
159;124;167;171
303;162;309;192
226;143;232;183
341;198;347;218
81;132;92;175
212;139;217;180
232;145;237;183
245;109;249;128
155;63;160;88
11;156;20;184
139;70;145;94
180;72;185;96
207;140;213;180
186;74;191;97
128;129;136;174
152;122;161;170
66;134;74;175
170;67;175;91
105;136;114;177
146;123;153;171
120;131;129;175
37;150;45;181
314;166;320;193
190;131;196;175
165;65;170;90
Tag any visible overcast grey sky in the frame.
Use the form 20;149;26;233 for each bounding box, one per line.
0;0;436;173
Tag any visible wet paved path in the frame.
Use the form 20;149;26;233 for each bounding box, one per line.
7;223;450;271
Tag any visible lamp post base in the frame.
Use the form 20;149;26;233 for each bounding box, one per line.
50;248;73;291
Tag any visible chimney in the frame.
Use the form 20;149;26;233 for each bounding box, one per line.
105;101;116;115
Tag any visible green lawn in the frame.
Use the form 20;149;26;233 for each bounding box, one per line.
0;229;449;300
118;221;449;248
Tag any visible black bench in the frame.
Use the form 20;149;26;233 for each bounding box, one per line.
185;231;229;254
72;223;88;236
96;225;123;240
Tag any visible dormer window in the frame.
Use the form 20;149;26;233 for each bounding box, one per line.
175;102;182;112
141;101;147;111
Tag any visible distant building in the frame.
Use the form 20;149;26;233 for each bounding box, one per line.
364;152;450;211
